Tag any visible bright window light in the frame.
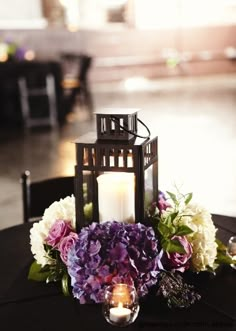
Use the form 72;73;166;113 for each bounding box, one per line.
123;77;150;91
134;0;236;29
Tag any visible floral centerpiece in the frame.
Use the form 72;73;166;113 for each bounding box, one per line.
29;191;235;308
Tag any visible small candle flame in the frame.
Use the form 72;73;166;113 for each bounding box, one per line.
112;284;131;305
117;302;123;309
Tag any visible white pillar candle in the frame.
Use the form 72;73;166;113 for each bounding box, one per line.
110;304;131;323
97;172;135;223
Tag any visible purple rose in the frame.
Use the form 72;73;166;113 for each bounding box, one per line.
165;236;192;272
46;220;73;248
58;232;78;265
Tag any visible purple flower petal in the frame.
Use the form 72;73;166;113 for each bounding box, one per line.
67;221;162;303
89;240;101;256
110;243;127;262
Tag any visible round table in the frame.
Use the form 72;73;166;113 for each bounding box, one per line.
0;215;235;331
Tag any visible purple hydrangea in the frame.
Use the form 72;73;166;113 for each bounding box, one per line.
67;221;163;304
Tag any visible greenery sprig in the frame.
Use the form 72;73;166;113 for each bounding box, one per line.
147;191;194;254
28;244;70;296
215;239;236;267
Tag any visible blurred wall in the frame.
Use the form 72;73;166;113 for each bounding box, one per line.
0;25;236;82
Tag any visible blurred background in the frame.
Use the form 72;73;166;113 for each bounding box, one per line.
0;0;236;229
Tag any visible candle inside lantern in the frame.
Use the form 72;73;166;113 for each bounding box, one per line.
97;173;135;223
110;303;131;324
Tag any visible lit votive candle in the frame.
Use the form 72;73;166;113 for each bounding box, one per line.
103;284;139;326
110;303;131;324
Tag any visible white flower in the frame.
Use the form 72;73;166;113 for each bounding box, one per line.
30;195;76;266
181;203;217;272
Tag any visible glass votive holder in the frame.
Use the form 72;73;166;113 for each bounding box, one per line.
103;284;140;327
227;236;236;270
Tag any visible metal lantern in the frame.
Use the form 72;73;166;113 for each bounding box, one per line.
74;109;158;230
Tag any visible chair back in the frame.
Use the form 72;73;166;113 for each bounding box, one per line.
21;170;75;223
17;61;64;129
60;53;93;115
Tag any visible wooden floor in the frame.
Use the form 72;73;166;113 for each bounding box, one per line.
0;73;236;230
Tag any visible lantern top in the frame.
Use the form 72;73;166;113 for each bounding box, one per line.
94;108;140;116
95;108;140;141
74;131;154;146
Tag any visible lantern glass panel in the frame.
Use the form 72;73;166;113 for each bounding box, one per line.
144;162;158;216
80;171;95;225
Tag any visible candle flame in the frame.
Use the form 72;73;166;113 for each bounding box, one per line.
112;284;132;305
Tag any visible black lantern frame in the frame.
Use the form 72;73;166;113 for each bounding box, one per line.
74;110;158;229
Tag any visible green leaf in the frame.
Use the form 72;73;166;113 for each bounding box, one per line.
62;273;70;297
168;224;176;235
161;238;169;251
166;191;178;204
170;211;179;222
46;269;61;283
28;260;50;282
165;214;172;227
216;251;236;265
158;222;170;237
167;239;186;254
162;238;186;254
158;221;176;238
216;239;227;252
175;225;193;236
184;193;193;205
215;239;236;266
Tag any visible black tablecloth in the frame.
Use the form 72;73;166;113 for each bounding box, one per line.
0;215;235;331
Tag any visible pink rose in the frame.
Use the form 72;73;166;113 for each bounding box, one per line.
46;220;73;248
58;232;78;265
165;236;192;272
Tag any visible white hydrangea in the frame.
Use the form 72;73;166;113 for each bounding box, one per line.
30;195;76;266
180;203;217;272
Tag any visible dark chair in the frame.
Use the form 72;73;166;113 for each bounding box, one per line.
0;61;67;129
18;74;58;129
17;61;63;129
60;53;93;118
20;170;75;223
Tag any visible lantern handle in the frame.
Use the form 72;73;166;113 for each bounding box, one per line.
110;116;151;139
